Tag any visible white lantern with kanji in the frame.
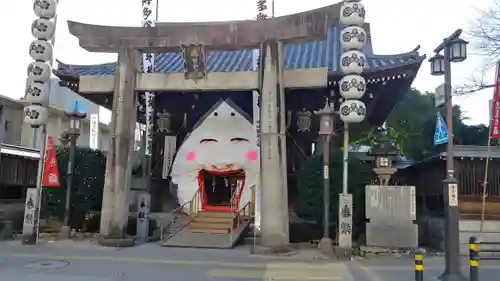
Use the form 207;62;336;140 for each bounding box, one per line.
340;50;366;75
29;40;53;62
339;99;366;123
339;74;366;99
27;61;51;82
25;80;50;105
31;19;56;40
340;1;366;26
33;0;58;19
23;105;48;128
340;26;367;51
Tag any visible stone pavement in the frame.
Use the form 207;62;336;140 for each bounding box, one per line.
1;240;500;281
0;240;354;281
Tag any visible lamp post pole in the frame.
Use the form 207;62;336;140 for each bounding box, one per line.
441;39;463;281
62;131;77;228
315;99;335;255
322;133;330;240
430;29;468;281
58;102;86;239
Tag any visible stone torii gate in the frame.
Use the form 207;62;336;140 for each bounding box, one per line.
66;4;341;249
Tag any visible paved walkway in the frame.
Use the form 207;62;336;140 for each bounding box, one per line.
0;240;353;281
1;240;500;281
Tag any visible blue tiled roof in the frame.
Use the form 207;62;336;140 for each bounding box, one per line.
56;26;424;77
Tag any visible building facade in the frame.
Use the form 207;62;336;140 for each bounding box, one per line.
19;78;111;150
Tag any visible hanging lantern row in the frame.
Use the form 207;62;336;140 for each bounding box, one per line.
24;0;58;128
338;0;367;124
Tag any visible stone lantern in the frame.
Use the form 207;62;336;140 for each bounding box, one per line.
59;102;87;239
314;99;335;255
368;133;398;185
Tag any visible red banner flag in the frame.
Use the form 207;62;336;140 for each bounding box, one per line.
491;61;500;139
42;136;60;188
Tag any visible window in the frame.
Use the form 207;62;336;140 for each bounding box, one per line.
2;120;10;144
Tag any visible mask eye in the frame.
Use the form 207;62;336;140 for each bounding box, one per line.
230;138;249;143
200;138;217;144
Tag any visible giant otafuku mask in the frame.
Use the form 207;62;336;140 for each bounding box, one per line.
170;99;259;213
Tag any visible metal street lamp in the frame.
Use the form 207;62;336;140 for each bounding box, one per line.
430;29;468;281
314;98;335;255
449;38;468;63
58;102;86;239
429;54;445;76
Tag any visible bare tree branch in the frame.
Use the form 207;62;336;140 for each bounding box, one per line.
452;64;492;97
469;0;500;58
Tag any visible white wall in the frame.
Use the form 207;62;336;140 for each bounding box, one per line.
20;79;110;151
49;78;100;116
21;114;110;151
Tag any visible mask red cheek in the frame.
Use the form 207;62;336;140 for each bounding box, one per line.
246;150;258;162
186;151;196;162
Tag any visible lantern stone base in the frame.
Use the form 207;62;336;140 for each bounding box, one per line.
334;246;353;260
318;237;334;255
372;167;397;185
20;233;37;245
57;225;71;239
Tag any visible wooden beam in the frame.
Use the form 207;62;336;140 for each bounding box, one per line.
67;3;341;52
78;68;328;93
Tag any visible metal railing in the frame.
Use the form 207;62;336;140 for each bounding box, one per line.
468;236;500;281
160;188;200;242
161;183;255;245
188;188;201;219
228;182;255;244
229;201;252;244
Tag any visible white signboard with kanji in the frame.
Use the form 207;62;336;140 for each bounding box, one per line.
89;113;99;149
22;188;37;234
448;183;458;206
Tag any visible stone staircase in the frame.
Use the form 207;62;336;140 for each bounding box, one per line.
161;210;251;248
189;211;235;234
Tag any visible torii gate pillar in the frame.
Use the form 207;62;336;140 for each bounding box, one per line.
66;3;341;248
99;48;139;238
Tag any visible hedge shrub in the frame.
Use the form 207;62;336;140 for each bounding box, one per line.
41;147;106;230
295;150;371;240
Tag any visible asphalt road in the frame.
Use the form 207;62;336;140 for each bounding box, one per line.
1;240;500;281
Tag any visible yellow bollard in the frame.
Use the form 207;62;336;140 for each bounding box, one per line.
469;236;479;281
414;249;424;281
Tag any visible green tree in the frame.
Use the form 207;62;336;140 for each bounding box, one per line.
355;89;490;161
42;147;106;229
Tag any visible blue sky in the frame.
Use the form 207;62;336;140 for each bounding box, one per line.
1;0;495;124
